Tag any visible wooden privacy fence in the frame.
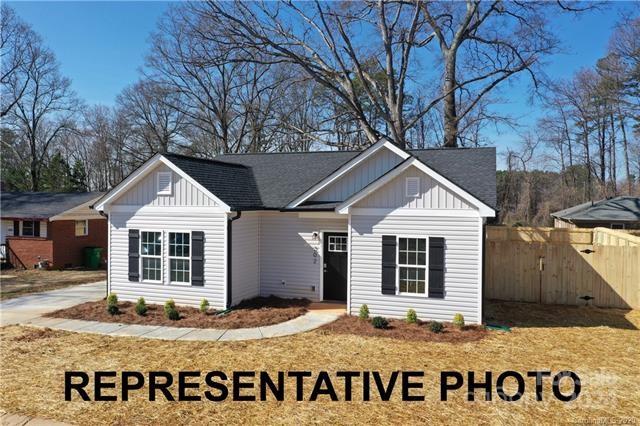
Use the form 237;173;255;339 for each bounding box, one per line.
485;226;640;309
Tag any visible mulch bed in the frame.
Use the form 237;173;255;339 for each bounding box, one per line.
320;315;487;343
45;296;310;329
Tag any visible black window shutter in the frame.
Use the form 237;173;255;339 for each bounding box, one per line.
34;221;40;237
428;237;445;298
381;235;397;295
191;231;204;286
128;229;140;282
13;220;19;236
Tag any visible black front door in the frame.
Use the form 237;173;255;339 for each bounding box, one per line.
323;232;348;301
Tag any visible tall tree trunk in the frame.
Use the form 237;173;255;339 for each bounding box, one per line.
618;112;632;195
443;52;458;148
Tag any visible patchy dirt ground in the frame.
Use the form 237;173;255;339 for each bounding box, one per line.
321;315;487;343
0;269;106;300
45;296;309;329
0;302;638;425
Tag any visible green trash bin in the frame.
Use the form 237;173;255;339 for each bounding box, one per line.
83;247;103;269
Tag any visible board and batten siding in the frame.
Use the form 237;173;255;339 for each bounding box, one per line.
259;212;347;301
349;214;481;323
114;164;218;207
312;148;403;202
356;166;472;210
109;208;227;309
231;212;260;305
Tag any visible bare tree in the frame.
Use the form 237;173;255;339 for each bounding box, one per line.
1;35;78;191
187;1;438;149
0;4;37;118
116;80;188;158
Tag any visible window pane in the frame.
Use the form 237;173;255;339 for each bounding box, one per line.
408;239;416;250
399;238;407;250
170;258;190;283
142;257;161;281
417;282;425;293
418;252;426;265
418;239;426;251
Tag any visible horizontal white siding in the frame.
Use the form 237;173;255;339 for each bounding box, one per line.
231;212;260;305
259;212;347;301
109;208;227;309
349;214;481;323
312;148;402;202
356;166;471;209
114;164;217;207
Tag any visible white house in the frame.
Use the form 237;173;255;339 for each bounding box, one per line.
93;140;496;323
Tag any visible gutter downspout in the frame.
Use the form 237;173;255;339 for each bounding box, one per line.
227;211;242;309
98;209;109;298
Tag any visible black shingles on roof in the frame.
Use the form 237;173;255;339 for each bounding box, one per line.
552;196;640;222
163;146;496;210
0;191;104;219
162;153;263;209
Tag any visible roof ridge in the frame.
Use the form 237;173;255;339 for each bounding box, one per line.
163;152;249;169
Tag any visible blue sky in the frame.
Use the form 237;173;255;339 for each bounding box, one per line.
7;1;638;158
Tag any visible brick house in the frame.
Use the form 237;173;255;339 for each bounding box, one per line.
1;192;107;269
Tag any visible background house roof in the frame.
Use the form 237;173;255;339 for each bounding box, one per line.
216;147;497;209
551;196;640;222
0;191;104;219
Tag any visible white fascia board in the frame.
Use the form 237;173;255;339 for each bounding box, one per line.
349;208;481;217
93;154;231;213
336;157;496;217
49;197;104;221
286;139;410;208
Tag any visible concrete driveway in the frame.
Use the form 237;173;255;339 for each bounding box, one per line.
0;281;105;326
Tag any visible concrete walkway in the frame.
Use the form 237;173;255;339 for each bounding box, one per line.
1;281;341;340
23;310;341;341
0;281;105;326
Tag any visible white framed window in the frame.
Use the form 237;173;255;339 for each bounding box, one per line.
328;235;347;252
157;172;172;195
610;223;625;229
75;220;88;236
169;232;191;284
21;220;35;237
140;231;162;282
397;237;427;294
405;177;420;197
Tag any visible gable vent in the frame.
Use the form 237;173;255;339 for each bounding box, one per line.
157;172;172;195
405;177;420;197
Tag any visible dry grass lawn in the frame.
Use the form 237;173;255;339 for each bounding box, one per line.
0;302;638;425
0;269;106;300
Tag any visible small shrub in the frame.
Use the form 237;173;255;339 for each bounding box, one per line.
430;321;444;333
164;299;179;320
106;293;118;315
200;298;210;314
358;304;370;319
371;316;389;329
135;297;147;316
452;313;465;328
406;309;418;324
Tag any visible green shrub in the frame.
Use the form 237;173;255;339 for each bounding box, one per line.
200;298;210;314
430;321;444;333
164;299;179;320
371;316;389;329
358;304;370;319
106;293;118;315
135;297;147;316
406;309;418;324
452;313;465;328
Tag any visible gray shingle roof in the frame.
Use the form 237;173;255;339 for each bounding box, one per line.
0;192;104;219
551;197;640;222
217;147;496;209
162;153;263;209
